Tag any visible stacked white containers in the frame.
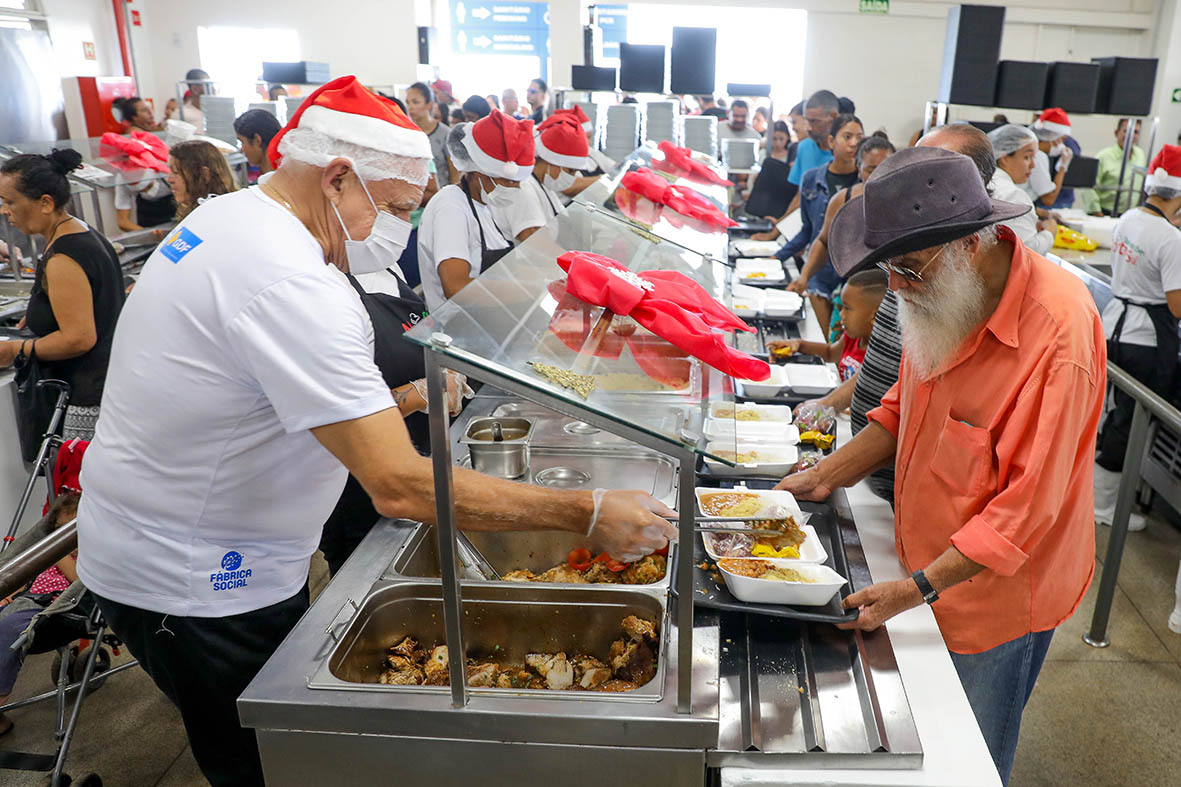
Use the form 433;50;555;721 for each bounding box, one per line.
604;104;644;161
681;115;718;158
644;100;679;145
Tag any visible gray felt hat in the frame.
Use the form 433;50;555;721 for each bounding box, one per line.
829;147;1029;276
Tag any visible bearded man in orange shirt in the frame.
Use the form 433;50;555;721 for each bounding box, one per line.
780;146;1105;785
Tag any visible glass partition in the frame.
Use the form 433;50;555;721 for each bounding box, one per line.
406;200;744;463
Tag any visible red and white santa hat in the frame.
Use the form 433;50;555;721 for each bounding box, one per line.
544;106;593;132
460;110;536;181
267;75;431;184
1145;144;1181;191
1032;107;1072;138
535;116;590;171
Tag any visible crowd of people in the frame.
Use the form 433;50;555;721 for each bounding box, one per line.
0;64;1178;787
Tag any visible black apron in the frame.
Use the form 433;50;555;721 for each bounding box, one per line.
532;172;562;218
136;191;176;227
345;272;431;452
1107;202;1180;396
461;177;514;272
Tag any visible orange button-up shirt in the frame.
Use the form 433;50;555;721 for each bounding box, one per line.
868;229;1106;654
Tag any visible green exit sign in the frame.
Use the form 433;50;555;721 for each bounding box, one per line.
1173;88;1181;104
860;0;890;13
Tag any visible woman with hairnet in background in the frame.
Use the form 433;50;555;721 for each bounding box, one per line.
987;124;1057;255
417;111;537;311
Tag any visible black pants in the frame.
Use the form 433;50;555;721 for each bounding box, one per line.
94;589;309;787
1097;343;1174;472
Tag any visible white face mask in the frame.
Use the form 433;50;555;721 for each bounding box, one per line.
1049;143;1065;157
331;177;412;275
482;181;520;209
544;168;577;193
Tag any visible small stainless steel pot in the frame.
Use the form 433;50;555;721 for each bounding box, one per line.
461;417;535;479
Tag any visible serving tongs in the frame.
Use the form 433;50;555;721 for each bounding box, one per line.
662;515;797;539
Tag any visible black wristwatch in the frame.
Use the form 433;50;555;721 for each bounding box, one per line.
912;569;939;605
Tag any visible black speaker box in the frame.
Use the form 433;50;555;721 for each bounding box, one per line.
937;4;1005;106
416;27;436;65
572;65;617;92
619;43;666;94
995;61;1050;110
1092;57;1158;116
670;27;716;96
1045;62;1101;113
727;83;772;98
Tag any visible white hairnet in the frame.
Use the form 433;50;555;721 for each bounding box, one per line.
447;123;478;173
987;125;1039;160
277;126;430;186
1030;125;1060;143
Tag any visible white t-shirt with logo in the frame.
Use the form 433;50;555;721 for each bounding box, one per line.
417;183;510;311
77;187;394;617
1102;207;1181;347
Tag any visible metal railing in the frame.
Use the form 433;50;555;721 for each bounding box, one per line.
1084;361;1181;647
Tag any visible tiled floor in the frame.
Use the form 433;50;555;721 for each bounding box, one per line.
2;525;1179;786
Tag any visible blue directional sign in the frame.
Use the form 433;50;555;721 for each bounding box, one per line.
451;1;551;57
595;4;628;61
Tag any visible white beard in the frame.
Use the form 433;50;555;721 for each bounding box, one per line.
896;243;988;378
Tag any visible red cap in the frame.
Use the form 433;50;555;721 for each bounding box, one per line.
462;110;536;181
1146;144;1181;191
1034;107;1071;137
536;116;590;170
267;75;430;169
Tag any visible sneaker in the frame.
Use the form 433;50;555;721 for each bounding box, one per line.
1169;608;1181;635
1095;510;1148;531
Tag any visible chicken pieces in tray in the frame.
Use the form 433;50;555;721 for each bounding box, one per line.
377;615;660;693
501;554;667;585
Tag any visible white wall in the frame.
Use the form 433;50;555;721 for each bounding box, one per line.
129;0;422;109
41;0;122;79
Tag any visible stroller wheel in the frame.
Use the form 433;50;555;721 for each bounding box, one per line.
74;646;112;690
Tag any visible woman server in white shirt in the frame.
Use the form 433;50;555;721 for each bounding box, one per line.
1095;145;1181;530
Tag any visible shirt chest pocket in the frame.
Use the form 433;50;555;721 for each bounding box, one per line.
929;416;995;502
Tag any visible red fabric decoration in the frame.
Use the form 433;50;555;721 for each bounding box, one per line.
657;140;733;186
41;438;88;516
620;168;738;229
556;251;770;381
100;130;170;173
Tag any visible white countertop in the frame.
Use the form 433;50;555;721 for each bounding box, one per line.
721;301;1001;786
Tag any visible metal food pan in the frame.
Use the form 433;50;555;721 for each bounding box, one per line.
385;522;673;590
490;401;685;452
310;582;669;703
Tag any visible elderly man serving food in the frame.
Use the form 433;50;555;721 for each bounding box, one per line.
778;147;1105;785
75;77;676;787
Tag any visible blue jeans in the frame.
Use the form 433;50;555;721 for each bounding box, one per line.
950;629;1055;785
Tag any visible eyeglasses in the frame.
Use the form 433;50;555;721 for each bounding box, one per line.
876;244;947;283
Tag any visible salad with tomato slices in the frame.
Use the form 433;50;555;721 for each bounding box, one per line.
500;546;668;585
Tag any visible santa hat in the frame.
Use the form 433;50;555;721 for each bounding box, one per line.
1033;107;1072;138
1145;145;1181;192
535;116;590;170
460;110;535;181
267;75;431;170
544;106;593;132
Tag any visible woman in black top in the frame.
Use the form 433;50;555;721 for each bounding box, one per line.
0;150;125;439
744;121;795;219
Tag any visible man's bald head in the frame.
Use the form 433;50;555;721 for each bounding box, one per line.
919;124;995;190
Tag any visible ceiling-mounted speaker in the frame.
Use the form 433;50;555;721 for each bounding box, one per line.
1092;57;1158;116
670;27;716;96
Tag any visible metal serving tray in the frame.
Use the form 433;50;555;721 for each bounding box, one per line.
309;582;670;704
457;447;678;508
490;400;686;452
385;523;672;589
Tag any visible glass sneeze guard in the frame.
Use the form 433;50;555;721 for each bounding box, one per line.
405;200;746;465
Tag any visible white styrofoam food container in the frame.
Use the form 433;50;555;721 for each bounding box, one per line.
730;239;783;258
708;402;793;422
763;290;804;317
718;560;848;605
735;363;789;398
702;440;799;477
702;522;827;563
731;289;764;318
783;363;839;396
735;258;785;282
703;418;800;444
694;487;804;520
